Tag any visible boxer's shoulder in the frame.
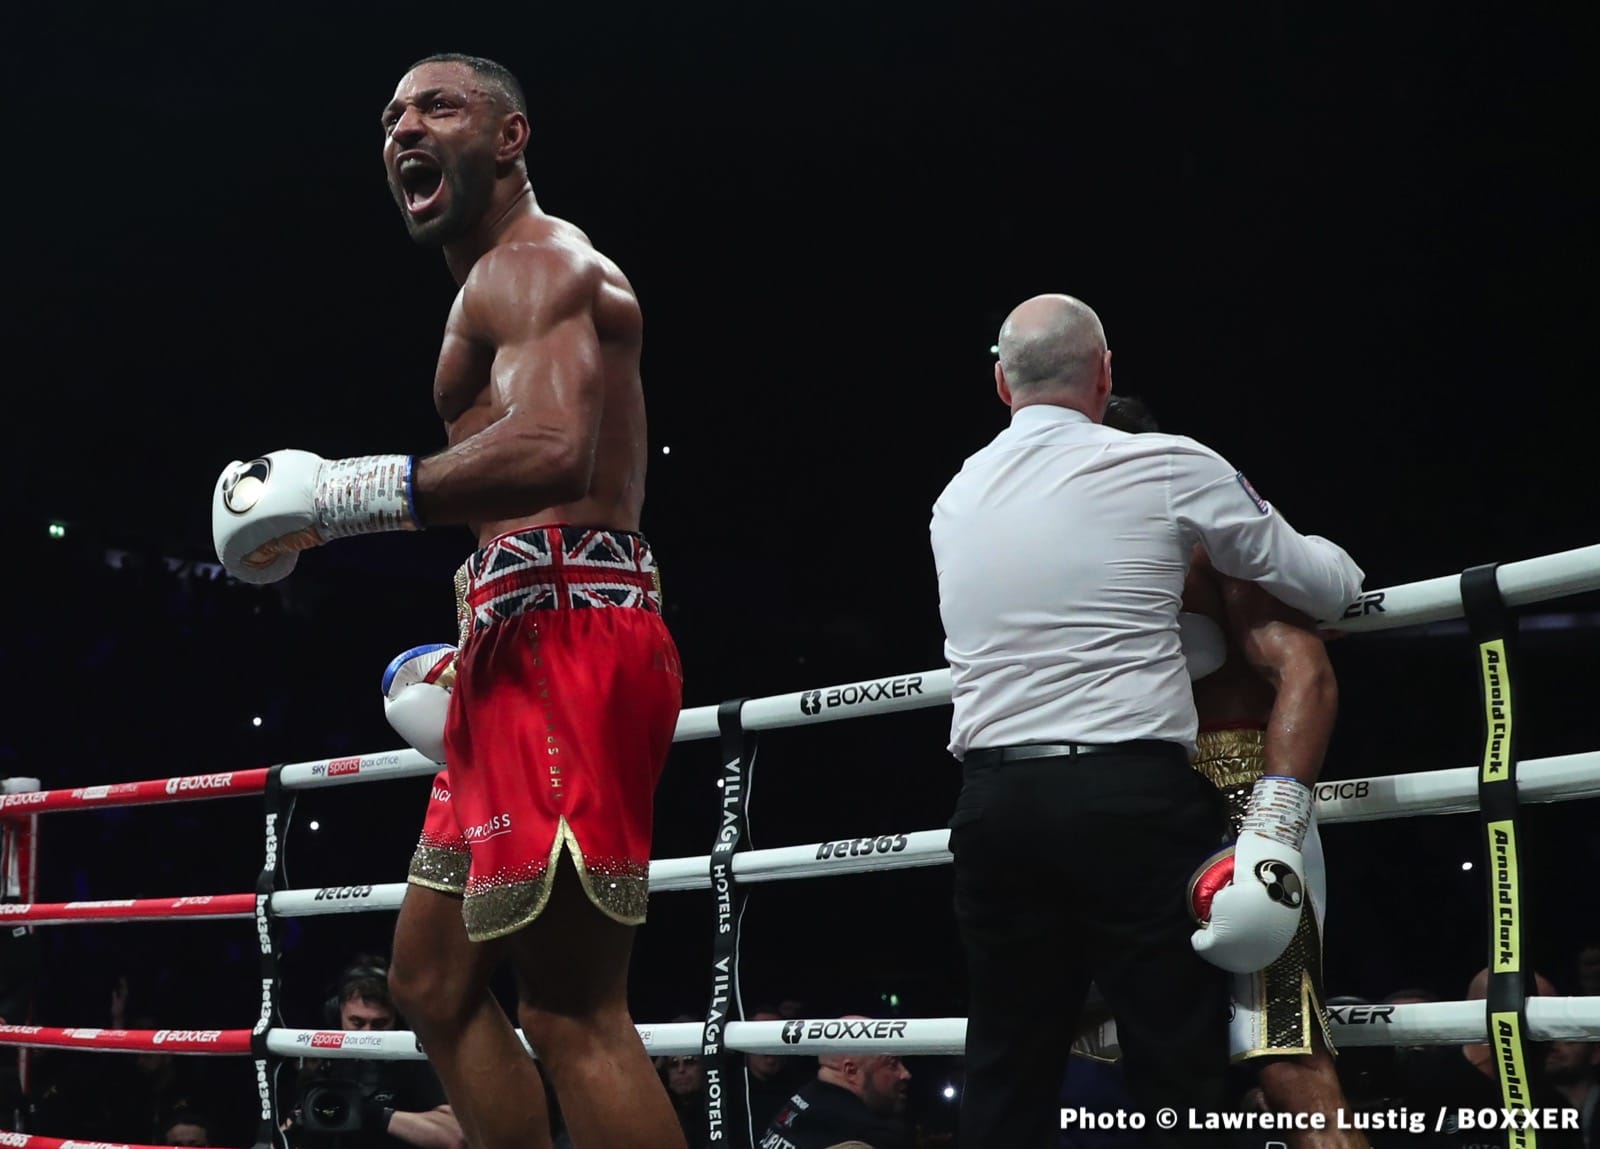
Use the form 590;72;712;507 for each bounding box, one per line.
451;241;607;340
462;239;601;301
1220;574;1316;631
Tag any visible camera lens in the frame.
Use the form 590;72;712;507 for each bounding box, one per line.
304;1084;356;1130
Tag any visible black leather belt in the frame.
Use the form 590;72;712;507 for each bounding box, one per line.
962;740;1185;767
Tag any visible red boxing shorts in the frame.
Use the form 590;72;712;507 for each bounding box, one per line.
406;524;682;942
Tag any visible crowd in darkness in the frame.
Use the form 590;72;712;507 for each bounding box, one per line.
2;514;1599;1147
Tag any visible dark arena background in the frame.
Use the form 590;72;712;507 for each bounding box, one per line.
3;4;1598;1147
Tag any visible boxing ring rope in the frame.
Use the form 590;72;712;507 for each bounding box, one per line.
0;542;1597;1146
5;745;1600;928
9;994;1600;1061
0;1026;250;1056
0;1135;194;1149
0;771;270;816
8;995;1600;1061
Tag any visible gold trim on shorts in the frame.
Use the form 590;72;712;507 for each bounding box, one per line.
462;816;651;942
408;843;471;897
1192;728;1336;1061
1231;908;1332;1063
1070;1019;1121;1064
454;560;472;650
1191;728;1270;791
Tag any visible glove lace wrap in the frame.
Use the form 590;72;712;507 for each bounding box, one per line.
1239;775;1312;850
314;455;419;539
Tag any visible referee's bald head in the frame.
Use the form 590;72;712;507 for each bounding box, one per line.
995;294;1111;414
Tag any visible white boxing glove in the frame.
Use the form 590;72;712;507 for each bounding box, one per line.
1179;611;1227;681
212;450;420;584
1189;775;1312;974
382;644;458;764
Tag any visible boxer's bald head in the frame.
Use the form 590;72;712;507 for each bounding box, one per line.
994;294;1112;419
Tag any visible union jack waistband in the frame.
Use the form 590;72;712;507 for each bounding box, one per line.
453;525;663;643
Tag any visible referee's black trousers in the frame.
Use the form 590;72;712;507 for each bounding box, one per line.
949;742;1234;1149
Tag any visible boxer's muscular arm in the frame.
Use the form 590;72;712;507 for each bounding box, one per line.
1182;548;1224;617
1221;576;1338;787
412;244;604;525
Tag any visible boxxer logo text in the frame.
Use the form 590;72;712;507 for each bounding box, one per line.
797;677;924;716
166;773;233;796
801;1019;907;1041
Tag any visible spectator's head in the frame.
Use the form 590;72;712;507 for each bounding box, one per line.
332;954;395;1031
131;1014;174;1079
1543;1037;1600;1086
816;1018;911;1117
1577;943;1600;995
1382;987;1435;1005
1466;968;1556;999
1463;967;1557;1076
662;1054;703;1098
1382;988;1438;1057
746;1005;786;1082
160;1110;211;1147
657;1015;704;1100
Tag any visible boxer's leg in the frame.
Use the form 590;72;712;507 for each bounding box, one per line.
1257;1030;1368;1149
508;855;685;1149
1236;876;1365;1149
390;883;553;1149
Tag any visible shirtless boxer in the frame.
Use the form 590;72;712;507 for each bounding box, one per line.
211;53;684;1149
1104;396;1366;1149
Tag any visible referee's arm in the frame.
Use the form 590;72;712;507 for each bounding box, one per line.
1167;440;1364;623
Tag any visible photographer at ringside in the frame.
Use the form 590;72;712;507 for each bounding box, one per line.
281;955;464;1149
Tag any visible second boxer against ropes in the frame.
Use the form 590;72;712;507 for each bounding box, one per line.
212;53;685;1149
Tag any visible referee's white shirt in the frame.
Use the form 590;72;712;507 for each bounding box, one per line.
930;403;1365;759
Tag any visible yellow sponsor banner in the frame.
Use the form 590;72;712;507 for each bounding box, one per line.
1479;639;1513;782
1488;820;1519;974
1491;1011;1537;1149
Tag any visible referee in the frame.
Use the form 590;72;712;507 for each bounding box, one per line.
929;294;1364;1148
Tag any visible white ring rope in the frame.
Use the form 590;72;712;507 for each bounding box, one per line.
248;998;1600;1063
9;746;1598;927
265;748;1600;920
10;544;1595;804
6;998;1599;1060
269;544;1600;774
1;541;1597;1105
